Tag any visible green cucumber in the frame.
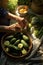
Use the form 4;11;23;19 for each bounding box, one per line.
12;45;20;50
21;48;27;55
14;39;20;45
10;38;16;44
21;40;28;48
4;41;10;46
18;43;23;49
5;48;9;52
23;35;29;41
6;35;14;40
4;44;20;50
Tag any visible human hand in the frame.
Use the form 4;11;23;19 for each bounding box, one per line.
17;17;27;29
7;12;27;29
0;23;22;32
8;18;27;32
12;15;27;28
8;23;22;32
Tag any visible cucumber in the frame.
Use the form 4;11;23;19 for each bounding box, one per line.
21;48;27;55
21;40;28;48
4;41;10;46
5;35;14;40
4;43;20;50
12;45;20;50
5;48;9;52
18;43;23;49
14;39;20;45
23;35;29;41
8;44;20;50
10;38;16;44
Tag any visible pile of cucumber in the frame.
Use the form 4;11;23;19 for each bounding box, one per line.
4;32;30;56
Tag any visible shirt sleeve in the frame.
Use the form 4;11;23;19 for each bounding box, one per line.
0;7;8;17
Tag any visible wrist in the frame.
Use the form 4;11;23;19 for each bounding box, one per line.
4;26;9;30
0;26;9;32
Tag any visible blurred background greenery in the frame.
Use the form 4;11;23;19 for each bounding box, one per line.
7;0;31;12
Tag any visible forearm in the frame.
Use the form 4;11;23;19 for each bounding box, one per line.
6;12;24;22
0;26;9;32
0;7;23;22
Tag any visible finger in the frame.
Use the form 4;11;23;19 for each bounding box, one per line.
15;23;21;28
19;20;27;28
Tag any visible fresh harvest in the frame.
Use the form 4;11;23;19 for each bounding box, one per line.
3;32;30;56
30;16;43;38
